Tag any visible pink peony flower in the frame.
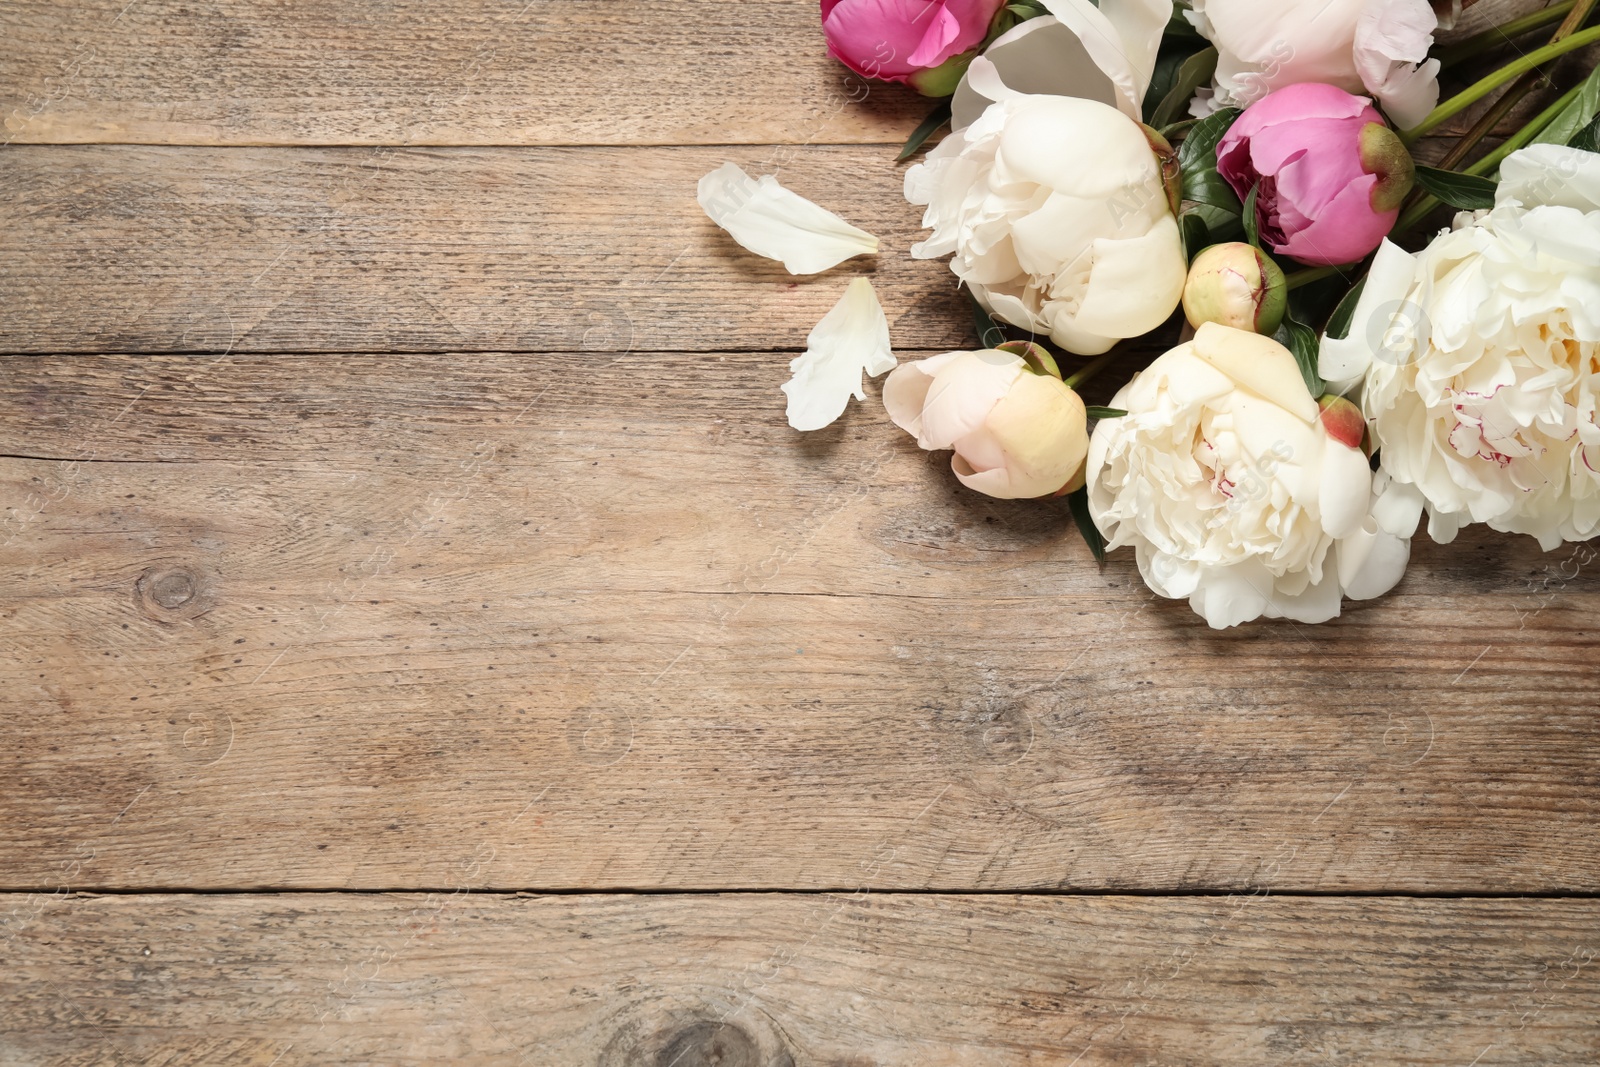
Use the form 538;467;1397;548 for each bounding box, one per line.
821;0;1006;96
1216;82;1414;267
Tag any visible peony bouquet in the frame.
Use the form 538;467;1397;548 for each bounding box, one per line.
701;0;1600;629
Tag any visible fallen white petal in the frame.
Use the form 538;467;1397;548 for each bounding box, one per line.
782;278;895;432
697;162;879;275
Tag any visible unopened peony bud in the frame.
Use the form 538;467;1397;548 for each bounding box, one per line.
1218;83;1418;266
821;0;1006;96
1182;243;1287;335
1359;121;1417;213
1318;393;1366;450
883;349;1089;500
996;339;1062;380
1142;124;1183;218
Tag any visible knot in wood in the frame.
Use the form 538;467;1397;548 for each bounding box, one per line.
135;561;215;623
150;571;195;608
653;1021;759;1067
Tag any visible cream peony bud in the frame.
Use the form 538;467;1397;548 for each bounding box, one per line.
884;349;1089;499
1182;243;1287;335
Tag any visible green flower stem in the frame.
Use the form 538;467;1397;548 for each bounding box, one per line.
1434;0;1577;68
1392;194;1442;238
1062;350;1121;391
1404;24;1600;140
1284;265;1341;291
1466;79;1587;175
1432;0;1596;173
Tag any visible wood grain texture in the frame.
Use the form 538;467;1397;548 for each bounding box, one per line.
4;893;1598;1065
0;144;969;356
0;0;927;146
2;352;1596;892
0;0;1554;150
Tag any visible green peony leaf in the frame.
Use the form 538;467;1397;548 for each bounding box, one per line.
1067;487;1107;563
1273;315;1325;398
969;290;1006;349
1533;64;1600;149
897;99;952;163
1242;183;1261;249
1412;165;1497;210
1323;277;1368;341
1148;46;1218;130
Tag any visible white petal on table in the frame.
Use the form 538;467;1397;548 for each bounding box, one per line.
781;278;895;432
697;162;879;275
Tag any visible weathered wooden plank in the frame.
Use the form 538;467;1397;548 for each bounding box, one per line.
1;352;1596;892
0;144;968;355
0;0;1550;150
3;892;1597;1065
0;0;926;147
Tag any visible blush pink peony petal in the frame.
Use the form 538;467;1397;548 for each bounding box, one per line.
822;0;928;80
908;4;963;67
918;352;1023;450
822;0;1003;85
1243;116;1375;180
1218;83;1412;267
1277;173;1393;266
1225;80;1375;136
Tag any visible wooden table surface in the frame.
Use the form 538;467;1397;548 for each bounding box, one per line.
2;2;1597;1064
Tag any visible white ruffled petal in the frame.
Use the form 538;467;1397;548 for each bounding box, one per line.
781;278;894;432
698;162;879;275
952;21;1117;129
1040;0;1169;116
1318;437;1375;540
1086;327;1412;630
950;0;1165;129
1497;144;1600;214
1318;238;1418;392
1337;520;1411;601
1352;0;1440;129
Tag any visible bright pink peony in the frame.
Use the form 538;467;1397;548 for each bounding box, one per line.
1216;82;1415;267
821;0;1005;96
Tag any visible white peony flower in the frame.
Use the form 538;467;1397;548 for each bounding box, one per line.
949;0;1170;129
1186;0;1442;130
1320;144;1600;552
884;348;1088;499
697;162;878;275
1088;323;1410;629
783;277;896;431
905;89;1187;356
